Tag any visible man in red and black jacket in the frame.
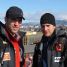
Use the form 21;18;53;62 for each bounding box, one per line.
0;6;25;67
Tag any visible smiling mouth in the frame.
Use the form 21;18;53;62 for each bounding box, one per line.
13;26;19;28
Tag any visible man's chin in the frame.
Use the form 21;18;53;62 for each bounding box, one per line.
13;31;18;34
44;34;51;37
11;31;18;34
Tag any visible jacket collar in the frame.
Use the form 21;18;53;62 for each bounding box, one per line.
41;30;56;44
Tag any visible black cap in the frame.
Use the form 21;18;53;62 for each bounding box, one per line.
5;6;25;20
40;13;56;26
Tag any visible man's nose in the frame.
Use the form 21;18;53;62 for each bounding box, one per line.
44;26;48;31
14;21;19;26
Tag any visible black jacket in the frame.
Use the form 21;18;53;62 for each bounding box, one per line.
32;31;67;67
0;22;25;67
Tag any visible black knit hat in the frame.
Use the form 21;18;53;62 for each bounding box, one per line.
40;13;56;26
5;6;25;20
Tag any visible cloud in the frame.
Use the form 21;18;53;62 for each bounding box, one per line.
58;14;67;20
25;11;67;22
24;10;55;23
0;13;5;23
54;12;67;20
1;11;67;24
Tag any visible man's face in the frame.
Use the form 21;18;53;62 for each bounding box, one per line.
41;23;56;37
6;18;22;34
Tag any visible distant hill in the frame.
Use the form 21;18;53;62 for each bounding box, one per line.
56;20;67;26
22;20;67;26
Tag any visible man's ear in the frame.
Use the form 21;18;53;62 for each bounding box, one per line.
54;26;56;29
5;17;9;26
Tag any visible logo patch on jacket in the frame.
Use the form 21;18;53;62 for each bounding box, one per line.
54;57;61;62
55;42;64;52
3;52;11;61
3;41;7;44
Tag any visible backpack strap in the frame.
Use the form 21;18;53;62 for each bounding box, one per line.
0;34;8;66
0;38;7;66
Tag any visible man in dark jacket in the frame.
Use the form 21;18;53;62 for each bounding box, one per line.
32;13;67;67
0;6;25;67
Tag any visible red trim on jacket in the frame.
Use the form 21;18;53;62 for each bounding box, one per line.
5;30;20;67
11;39;20;67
